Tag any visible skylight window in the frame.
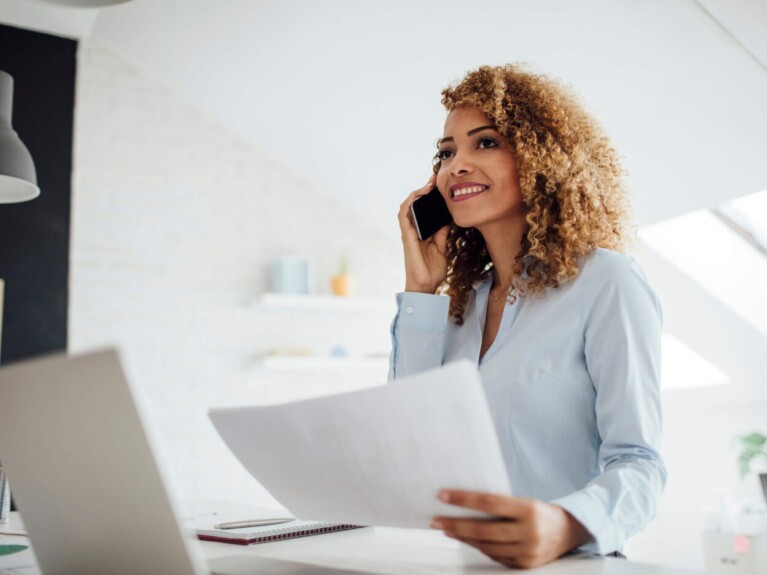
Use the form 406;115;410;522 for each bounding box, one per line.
715;189;767;256
640;190;767;336
660;333;729;390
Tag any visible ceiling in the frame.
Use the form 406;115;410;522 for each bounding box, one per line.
2;0;767;237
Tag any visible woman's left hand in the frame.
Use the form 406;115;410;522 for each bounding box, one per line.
431;490;591;570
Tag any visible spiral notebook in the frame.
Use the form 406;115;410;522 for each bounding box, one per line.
182;501;364;546
194;518;364;545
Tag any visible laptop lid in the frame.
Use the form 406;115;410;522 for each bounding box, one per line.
0;348;207;575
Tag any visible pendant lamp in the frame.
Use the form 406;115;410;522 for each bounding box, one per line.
0;70;39;203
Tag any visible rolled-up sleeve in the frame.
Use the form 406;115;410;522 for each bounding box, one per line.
388;292;450;381
551;256;667;554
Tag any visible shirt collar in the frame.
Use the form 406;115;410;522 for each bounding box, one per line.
471;272;493;293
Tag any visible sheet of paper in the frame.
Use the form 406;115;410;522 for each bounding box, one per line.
208;360;511;529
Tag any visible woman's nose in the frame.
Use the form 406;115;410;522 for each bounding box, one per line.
449;151;474;177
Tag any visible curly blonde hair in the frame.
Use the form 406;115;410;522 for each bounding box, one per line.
435;64;632;324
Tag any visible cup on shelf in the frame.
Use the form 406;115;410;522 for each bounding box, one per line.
272;257;310;295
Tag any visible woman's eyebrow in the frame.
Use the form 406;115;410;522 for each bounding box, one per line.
438;125;497;145
467;125;497;136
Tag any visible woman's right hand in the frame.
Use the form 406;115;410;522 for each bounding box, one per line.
398;177;451;293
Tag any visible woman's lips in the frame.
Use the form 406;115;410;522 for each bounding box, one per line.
451;184;488;202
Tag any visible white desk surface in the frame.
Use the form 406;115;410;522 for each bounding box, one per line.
1;512;702;574
199;524;703;575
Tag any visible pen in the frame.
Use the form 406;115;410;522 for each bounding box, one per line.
214;518;294;530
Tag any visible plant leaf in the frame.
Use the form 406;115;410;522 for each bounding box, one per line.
740;433;767;449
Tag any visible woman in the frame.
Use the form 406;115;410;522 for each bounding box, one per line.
389;64;666;569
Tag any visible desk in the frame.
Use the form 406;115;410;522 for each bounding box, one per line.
2;512;702;574
200;524;703;574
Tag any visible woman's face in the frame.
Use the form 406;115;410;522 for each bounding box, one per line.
435;106;525;231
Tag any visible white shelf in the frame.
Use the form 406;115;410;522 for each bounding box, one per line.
259;356;389;371
252;294;394;374
254;293;394;314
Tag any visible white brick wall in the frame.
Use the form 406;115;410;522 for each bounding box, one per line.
70;41;403;505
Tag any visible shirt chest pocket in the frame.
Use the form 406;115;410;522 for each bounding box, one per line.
503;364;596;435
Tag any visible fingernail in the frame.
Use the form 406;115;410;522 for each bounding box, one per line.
430;520;444;530
438;491;450;502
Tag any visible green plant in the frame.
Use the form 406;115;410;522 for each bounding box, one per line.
337;254;349;275
734;432;767;478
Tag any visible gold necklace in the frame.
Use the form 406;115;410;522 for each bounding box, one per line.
490;287;511;302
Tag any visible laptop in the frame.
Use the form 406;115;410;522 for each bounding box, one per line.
0;348;366;575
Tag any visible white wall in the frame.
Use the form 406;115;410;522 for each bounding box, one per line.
70;41;402;505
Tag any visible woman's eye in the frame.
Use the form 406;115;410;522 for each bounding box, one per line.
477;137;498;149
436;149;454;161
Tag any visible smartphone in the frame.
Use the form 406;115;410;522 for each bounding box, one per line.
410;187;453;241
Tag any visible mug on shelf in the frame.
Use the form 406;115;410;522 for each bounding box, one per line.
271;257;310;295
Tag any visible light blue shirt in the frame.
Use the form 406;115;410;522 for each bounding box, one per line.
388;248;666;554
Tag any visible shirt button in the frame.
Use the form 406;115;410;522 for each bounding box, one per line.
405;306;414;315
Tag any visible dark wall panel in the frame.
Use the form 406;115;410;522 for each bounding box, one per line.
0;24;76;364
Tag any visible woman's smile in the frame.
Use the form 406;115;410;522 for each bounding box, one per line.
450;182;489;201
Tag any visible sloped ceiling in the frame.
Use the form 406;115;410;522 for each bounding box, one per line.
4;0;767;236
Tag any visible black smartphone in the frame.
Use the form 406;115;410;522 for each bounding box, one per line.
410;187;453;241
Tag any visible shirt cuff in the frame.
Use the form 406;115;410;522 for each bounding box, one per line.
394;292;450;332
550;488;618;555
